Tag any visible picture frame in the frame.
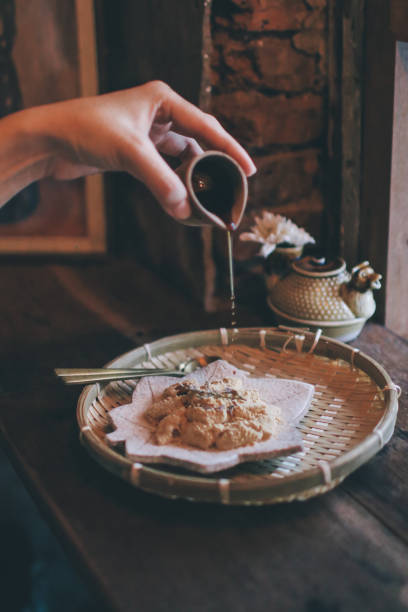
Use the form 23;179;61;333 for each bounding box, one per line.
0;0;106;255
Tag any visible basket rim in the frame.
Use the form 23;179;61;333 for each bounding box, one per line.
76;326;398;504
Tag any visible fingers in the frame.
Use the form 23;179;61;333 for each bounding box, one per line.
155;131;203;160
161;90;257;176
125;137;191;220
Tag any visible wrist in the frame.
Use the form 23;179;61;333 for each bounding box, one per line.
0;104;65;204
8;105;60;170
0;106;53;172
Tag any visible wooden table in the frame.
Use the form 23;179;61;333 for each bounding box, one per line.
0;260;407;612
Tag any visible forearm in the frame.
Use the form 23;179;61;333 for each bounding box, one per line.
0;106;54;206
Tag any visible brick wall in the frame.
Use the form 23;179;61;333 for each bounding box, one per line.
209;0;328;255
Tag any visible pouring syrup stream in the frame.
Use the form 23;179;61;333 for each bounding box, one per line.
226;222;237;328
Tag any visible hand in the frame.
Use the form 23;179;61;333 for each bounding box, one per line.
41;81;256;220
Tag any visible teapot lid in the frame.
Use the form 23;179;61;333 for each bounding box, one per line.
292;256;346;278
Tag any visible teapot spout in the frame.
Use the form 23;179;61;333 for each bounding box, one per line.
341;261;382;318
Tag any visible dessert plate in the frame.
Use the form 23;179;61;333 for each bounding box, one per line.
106;359;314;474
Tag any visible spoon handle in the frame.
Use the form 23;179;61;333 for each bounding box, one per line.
55;367;173;376
56;369;186;385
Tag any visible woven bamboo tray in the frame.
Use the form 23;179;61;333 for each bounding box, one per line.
77;327;399;505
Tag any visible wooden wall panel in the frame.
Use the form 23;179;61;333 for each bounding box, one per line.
96;0;212;302
390;0;408;42
386;42;408;336
360;0;408;337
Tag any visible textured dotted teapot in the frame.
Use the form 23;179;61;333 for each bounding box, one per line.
267;256;382;342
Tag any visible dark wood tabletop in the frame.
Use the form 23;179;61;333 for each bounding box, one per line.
0;259;407;612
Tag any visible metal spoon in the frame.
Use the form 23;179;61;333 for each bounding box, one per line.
55;356;218;385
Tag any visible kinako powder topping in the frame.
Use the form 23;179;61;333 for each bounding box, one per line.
144;376;283;451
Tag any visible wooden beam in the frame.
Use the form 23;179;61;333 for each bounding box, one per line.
339;0;365;266
360;0;395;322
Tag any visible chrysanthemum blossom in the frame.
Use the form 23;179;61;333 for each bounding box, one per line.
240;211;315;258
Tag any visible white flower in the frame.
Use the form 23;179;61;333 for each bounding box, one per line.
240;211;315;258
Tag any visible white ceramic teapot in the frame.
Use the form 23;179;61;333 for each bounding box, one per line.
267;256;382;342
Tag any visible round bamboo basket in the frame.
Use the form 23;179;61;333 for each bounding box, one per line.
77;327;399;505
